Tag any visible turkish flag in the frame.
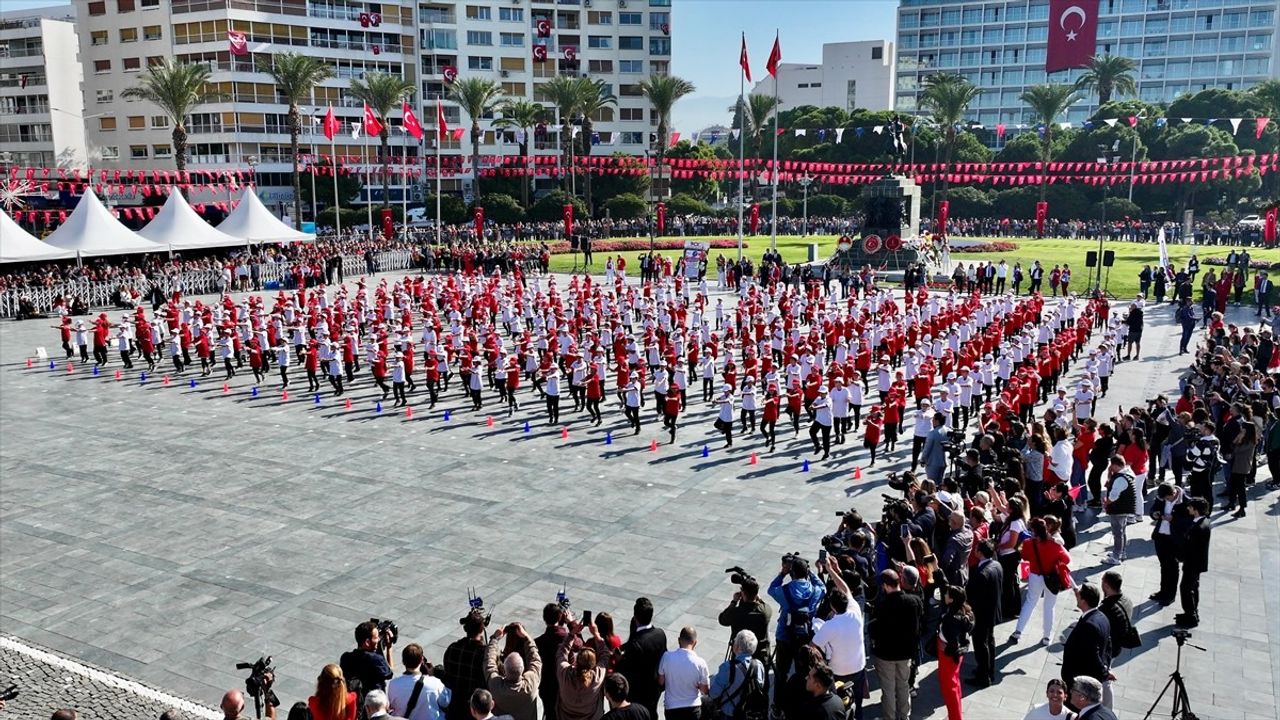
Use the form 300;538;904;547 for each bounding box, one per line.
227;30;248;56
436;99;448;140
362;103;384;137
474;206;485;238
766;33;782;78
739;33;752;83
322;106;340;141
563;203;574;238
1046;0;1099;73
1266;207;1278;246
656;202;666;235
937;200;949;238
402;100;424;141
749;203;760;234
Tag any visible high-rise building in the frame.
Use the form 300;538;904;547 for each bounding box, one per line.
71;0;673;213
895;0;1278;140
750;40;895;114
0;6;88;171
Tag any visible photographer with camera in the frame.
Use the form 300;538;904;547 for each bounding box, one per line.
766;554;825;698
442;610;491;720
341;621;395;704
718;569;771;661
387;644;451;720
811;555;867;720
484;624;540;720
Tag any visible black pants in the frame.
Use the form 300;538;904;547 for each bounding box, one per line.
224;358;235;380
393;381;407;406
762;419;777;449
373;376;390;399
1229;472;1249;510
998;552;1022;620
93;344;108;365
972;621;996;682
1088;461;1107;504
587;397;602;423
740;408;756;434
912;435;926;470
625;404;640;432
809;422;831;457
1154;533;1181;601
1190;470;1213;504
119;350;133;369
663;411;677;442
545;395;560;424
471;387;482;410
1180;570;1201;620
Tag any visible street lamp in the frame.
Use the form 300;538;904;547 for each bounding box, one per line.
1095;140;1120;293
1127;110;1147;203
798;175;814;237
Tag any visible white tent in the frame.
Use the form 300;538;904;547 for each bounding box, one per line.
41;189;164;258
0;209;74;263
216;188;314;244
137;188;246;251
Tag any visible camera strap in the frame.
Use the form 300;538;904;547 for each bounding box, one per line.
404;673;427;718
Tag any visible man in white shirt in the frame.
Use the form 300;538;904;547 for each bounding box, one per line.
657;626;710;719
388;643;451;720
812;556;866;719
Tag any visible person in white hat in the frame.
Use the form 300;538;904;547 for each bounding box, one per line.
714;383;736;447
911;397;935;472
809;385;833;459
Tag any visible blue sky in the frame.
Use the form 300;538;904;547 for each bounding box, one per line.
5;0;898;132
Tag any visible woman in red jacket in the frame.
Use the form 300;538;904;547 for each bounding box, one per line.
307;664;356;720
1011;517;1073;645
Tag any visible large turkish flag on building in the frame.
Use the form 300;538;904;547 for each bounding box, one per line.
1046;0;1099;73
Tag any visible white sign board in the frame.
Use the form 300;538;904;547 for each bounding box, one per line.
683;240;709;279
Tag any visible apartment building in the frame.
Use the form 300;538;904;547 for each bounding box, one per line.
0;6;88;171
750;40;895;114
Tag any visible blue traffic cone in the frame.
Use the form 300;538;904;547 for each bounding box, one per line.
140;371;147;383
443;409;451;421
605;431;613;445
702;444;709;458
314;394;321;405
376;401;383;413
189;378;197;388
92;365;99;376
523;421;531;433
251;386;258;397
802;460;810;473
48;360;55;370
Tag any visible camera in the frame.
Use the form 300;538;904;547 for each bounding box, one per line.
369;617;398;650
556;584;571;612
725;565;757;587
781;552;806;572
463;587;492;628
234;656;279;719
1171;628;1193;643
0;684;17;702
885;470;913;494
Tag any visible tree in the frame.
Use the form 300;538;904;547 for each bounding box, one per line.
299;157;363;211
662;140;721;201
424;194;469;225
806;194;847;217
666;192;713;217
1020;84;1083;203
348;72;415;209
1074;54;1138;106
537;75;587;193
639;75;696;202
603;193;647;219
449;77;504;200
729;94;780;159
492;98;546;207
265;53;334;229
121;59;216;172
919;73;982;203
475;193;523;223
591;151;651;205
576;78;617;215
1251;80;1280;201
530;190;588;223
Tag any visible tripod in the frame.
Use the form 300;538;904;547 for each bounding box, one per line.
1143;631;1204;720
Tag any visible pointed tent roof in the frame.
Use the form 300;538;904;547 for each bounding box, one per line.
137;188;246;250
41;188;164;257
216;189;314;244
0;209;75;263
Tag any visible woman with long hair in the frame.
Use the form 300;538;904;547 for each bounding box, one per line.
307;664;356;720
937;585;975;720
556;627;607;720
1227;409;1258;518
1011;517;1073;646
586;612;622;673
995;496;1028;621
1119;427;1150;520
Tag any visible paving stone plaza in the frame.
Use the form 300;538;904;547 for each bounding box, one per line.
1;278;1278;719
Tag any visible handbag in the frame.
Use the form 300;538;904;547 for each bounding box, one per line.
1036;539;1066;594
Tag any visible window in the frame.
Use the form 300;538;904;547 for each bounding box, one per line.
871;45;883;60
123;57;141;72
619;83;643;97
153;144;172;157
120;28;138;42
100;146;118;159
130;145;148;159
619;59;643;73
588;59;613;73
99;117;117;131
91;31;108;46
116;0;134;11
619;36;643;50
141;0;159;7
500;33;524;46
620;107;644;121
467;55;493;70
620;131;643;144
425;29;457;50
619;12;642;25
93;59;112;73
501;82;526;96
143;25;161;40
150;115;169;128
649;11;669;30
1250;10;1275;27
466;31;493;46
846;79;857;109
649;37;669;55
500;56;525;71
128;115;145;129
588;11;612;25
96;89;113;104
588;35;611;49
498;7;523;21
1005;26;1025;42
88;1;106;15
465;5;491;20
1248;33;1272;51
147;55;163;67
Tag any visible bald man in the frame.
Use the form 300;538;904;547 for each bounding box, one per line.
221;688;276;720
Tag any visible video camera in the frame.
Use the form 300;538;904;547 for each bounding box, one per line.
556;584;571;612
781;551;807;574
885;470;913;495
724;566;757;587
0;684;17;702
369;617;398;652
234;656;279;719
463;587;492;628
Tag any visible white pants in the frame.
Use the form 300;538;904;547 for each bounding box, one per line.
1014;573;1058;640
1133;471;1149;517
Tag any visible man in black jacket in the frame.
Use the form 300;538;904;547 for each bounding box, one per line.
617;597;668;719
1177;497;1212;628
533;604;568;720
1061;584;1112;691
1098;571;1137;707
1149;483;1192;605
870;569;923;720
717;577;772;660
964;540;1003;687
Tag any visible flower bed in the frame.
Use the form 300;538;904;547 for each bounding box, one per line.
548;238;748;254
1201;256;1280;271
950;241;1020;253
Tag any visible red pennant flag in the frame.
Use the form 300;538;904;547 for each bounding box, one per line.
1046;0;1099;73
227;30;248;56
1258;118;1272;140
402;100;424;141
739;33;752;83
362;103;384;137
322;106;340;142
766;33;782;78
436;99;448;140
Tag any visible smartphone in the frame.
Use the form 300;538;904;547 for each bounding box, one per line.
901;525;910;538
817;548;828;562
581;610;593;627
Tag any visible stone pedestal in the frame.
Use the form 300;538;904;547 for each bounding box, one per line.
829;174;926;273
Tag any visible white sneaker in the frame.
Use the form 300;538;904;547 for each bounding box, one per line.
1102;555;1122;565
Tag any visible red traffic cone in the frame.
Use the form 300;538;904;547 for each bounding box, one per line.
114;369;121;380
853;466;862;480
25;358;32;368
749;453;758;465
222;382;230;394
406;406;413;419
281;389;289;401
162;375;170;386
344;398;352;409
66;363;74;373
650;439;658;452
560;427;569;440
486;415;494;427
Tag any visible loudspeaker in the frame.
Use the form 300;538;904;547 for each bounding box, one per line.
569;236;580;251
1103;250;1116;267
1086;251;1098;268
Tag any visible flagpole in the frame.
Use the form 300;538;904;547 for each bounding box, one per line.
363;130;373;242
770;31;779;250
331;133;341;241
435;123;442;246
736;54;745;263
400;125;408;242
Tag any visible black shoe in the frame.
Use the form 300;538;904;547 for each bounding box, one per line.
1233;509;1246;518
965;675;991;688
1149;594;1175;605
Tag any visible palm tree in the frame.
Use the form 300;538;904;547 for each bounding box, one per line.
348;71;415;209
639;74;696;205
121;59;215;173
1020;84;1083;203
537;75;587;193
449;77;504;200
728;93;780;158
919;72;982;202
1074;54;1138;106
492;99;546;208
265;53;334;229
575;78;617;214
1252;79;1280;201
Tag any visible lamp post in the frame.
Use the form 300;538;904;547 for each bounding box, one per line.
798;174;813;237
1095;141;1120;293
1127;110;1147;203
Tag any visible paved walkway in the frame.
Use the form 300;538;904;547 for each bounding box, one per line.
0;281;1277;719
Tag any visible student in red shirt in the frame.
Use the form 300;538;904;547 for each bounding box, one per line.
662;389;681;444
505;356;521;415
864;405;884;466
762;385;781;452
585;368;604;425
786;380;804;437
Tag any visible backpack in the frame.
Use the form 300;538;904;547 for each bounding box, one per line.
783;602;814;644
715;657;768;720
